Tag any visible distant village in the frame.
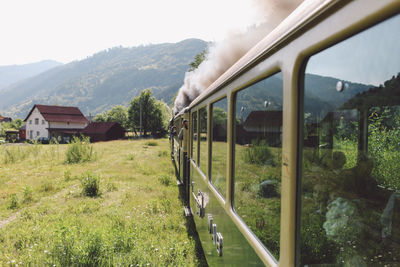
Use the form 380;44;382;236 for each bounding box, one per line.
0;104;125;143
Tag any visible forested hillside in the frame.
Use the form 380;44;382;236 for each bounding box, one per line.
0;39;207;118
0;60;62;90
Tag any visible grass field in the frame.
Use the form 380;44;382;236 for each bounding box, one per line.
0;139;203;266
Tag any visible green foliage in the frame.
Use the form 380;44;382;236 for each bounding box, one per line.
81;172;101;197
22;185;33;203
188;49;207;71
145;141;158;146
94;105;129;129
128;89;167;137
158;175;173;186
243;139;274;165
8;194;19;210
65;136;95;164
368;107;400;190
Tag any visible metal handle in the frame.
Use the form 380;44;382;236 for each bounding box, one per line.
216;232;223;256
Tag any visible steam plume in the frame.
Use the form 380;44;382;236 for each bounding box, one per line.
173;0;303;114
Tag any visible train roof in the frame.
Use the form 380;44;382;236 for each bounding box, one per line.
174;0;335;118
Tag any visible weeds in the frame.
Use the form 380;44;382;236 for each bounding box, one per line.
65;136;95;164
158;175;172;186
22;185;34;203
145;141;158;146
8;194;19;209
244;139;274;165
81;172;101;197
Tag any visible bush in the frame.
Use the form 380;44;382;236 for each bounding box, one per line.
158;175;172;186
145;141;158;146
65;136;95;164
8;194;19;209
244;139;274;165
22;185;33;203
81;172;101;197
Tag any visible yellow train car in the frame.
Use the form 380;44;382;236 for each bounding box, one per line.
171;0;400;265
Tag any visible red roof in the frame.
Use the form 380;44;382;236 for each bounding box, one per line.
24;104;88;124
81;122;123;134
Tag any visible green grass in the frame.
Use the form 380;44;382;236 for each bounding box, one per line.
0;139;200;266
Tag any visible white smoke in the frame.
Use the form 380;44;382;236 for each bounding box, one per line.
173;0;303;114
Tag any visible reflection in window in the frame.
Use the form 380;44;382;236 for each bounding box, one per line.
211;98;228;198
234;72;283;260
192;111;198;163
300;14;400;266
199;107;208;176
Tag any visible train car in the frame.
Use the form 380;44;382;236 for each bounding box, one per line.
171;0;400;266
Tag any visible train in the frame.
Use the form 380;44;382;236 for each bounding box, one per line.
170;0;400;266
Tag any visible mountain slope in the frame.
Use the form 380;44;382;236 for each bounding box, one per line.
0;39;207;118
0;60;62;90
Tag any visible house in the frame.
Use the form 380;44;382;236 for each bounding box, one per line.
81;122;125;142
236;110;283;146
24;104;88;142
0;115;12;123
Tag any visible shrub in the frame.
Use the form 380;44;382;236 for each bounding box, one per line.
145;141;158;146
81;172;101;197
22;185;33;203
158;175;172;186
158;150;168;157
8;194;19;209
244;139;274;165
64;170;72;181
65;136;95;164
40;180;54;192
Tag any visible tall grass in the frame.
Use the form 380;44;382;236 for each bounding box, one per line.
65;136;95;164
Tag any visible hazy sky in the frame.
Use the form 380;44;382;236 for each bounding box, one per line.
0;0;257;66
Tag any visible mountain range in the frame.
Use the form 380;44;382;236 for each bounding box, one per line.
0;60;62;90
0;39;208;119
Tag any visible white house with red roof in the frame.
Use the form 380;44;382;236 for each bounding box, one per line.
24;104;88;141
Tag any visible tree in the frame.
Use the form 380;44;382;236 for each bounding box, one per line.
94;105;129;129
106;105;129;129
188;49;207;72
128;89;167;137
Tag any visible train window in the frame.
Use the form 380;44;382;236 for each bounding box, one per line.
234;72;283;260
192;111;198;163
211;98;228;198
299;14;400;266
199;107;208;175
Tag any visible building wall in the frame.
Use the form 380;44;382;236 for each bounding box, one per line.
26;108;49;140
49;121;87;129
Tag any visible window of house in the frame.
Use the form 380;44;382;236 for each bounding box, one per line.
299;14;400;266
29;120;32;124
211;98;228;198
42;120;45;125
35;118;39;125
30;130;33;138
36;131;40;136
234;72;283;260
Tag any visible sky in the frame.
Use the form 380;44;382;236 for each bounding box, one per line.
0;0;257;66
307;14;400;86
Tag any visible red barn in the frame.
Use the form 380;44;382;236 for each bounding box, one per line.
81;122;125;142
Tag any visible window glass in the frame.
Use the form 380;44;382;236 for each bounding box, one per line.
199;107;208;176
234;72;283;259
300;14;400;266
211;98;228;198
35;118;39;125
192;111;198;163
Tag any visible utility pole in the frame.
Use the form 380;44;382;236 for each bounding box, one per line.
139;99;142;138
